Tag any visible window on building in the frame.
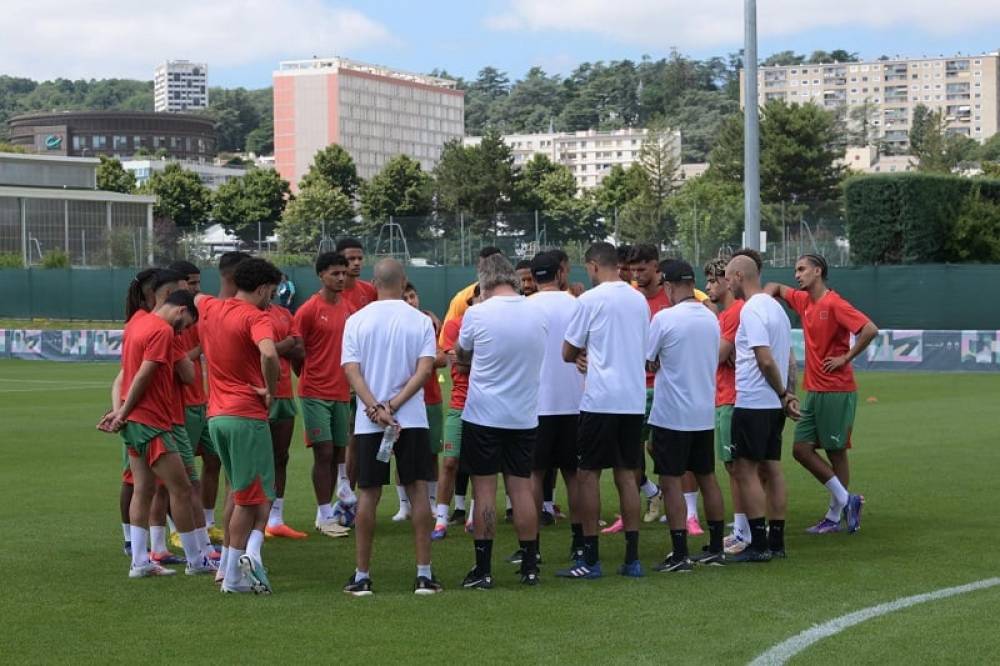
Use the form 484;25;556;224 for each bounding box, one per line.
113;135;128;149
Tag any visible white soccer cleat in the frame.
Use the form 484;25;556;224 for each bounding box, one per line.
391;506;411;522
129;562;177;578
185;553;219;576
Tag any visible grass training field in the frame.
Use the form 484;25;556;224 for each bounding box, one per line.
1;359;998;664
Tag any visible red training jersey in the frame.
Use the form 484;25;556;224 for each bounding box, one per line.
642;287;672;388
120;312;175;430
293;292;355;401
715;299;744;407
784;289;871;393
422;311;443;405
176;323;206;407
342;279;376;311
441;317;467;410
198;296;275;420
268;303;298;399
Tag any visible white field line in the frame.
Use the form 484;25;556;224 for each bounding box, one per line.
749;577;1000;666
0;378;107;384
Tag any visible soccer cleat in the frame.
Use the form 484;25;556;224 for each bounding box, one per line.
642;491;664;523
770;549;787;559
129;562;177;578
805;518;842;534
207;525;225;544
618;560;645;577
540;510;555;527
506;548;525;565
150;551;185;565
555;562;603;579
448;509;466;525
186;553;219;576
520;569;541;586
846;494;865;534
214;563;226;585
239;555;271;595
724;535;748;555
461;568;494;590
315;519;351;538
391;506;411;522
266;523;309;539
122;541;132;558
686;516;704;536
654;555;693;573
601;515;624;534
690;547;726;566
728;548;772;563
414;575;443;595
208;548;221;561
221;577;253;594
431;524;448;541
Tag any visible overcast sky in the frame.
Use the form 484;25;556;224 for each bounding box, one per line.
5;0;999;87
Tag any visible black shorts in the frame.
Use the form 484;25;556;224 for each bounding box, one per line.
356;428;434;489
577;412;644;471
650;426;715;476
460;420;535;478
534;414;579;472
731;408;786;462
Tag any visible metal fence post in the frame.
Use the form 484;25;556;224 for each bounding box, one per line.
64;200;70;260
106;201;113;267
20;197;27;267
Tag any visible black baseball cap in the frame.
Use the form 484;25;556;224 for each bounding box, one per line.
660;259;696;283
530;251;560;282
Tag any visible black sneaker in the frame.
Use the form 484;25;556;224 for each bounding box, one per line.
540;510;555;527
461;567;494;590
520;569;540;586
729;548;772;563
505;548;524;565
343;574;373;596
654;554;694;573
690;547;726;566
413;575;443;595
505;508;513;523
448;509;466;526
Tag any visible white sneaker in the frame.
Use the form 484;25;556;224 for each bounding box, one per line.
392;506;411;522
315;518;351;538
186;553;219;576
129;562;177;578
221;575;254;594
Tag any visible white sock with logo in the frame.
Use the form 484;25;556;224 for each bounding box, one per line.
640;479;659;498
435;503;449;525
684;492;699;520
268;498;284;527
825;477;850;522
317;503;334;522
130;526;149;568
150;525;168;554
247;529;264;564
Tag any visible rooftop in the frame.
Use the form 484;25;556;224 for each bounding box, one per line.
276;56;458;89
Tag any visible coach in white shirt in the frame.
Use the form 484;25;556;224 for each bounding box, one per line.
342;259;439;595
560;241;649;579
724;253;800;564
645;259;727;572
456;253;547;588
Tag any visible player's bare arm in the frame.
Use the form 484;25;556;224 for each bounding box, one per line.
111;360;160;430
752;345;800;420
174;356;195;385
386;356;434;414
257;338;280;406
763;282;794;301
823;321;879;372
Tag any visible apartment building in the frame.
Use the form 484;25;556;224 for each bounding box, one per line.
742;51;1000;151
463;128;681;191
154;61;208;113
273;57;464;186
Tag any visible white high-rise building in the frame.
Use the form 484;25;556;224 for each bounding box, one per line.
154;61;209;113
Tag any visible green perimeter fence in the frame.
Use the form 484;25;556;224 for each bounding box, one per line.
1;264;999;330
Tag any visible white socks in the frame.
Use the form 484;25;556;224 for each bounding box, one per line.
204;508;215;527
317;503;334;522
455;495;466;511
396;485;409;504
268;498;285;527
435;503;449;525
355;569;370;583
336;464;357;504
417;564;432;579
179;530;201;562
150;525;167;553
825;477;850;522
734;513;750;541
197;527;211;551
640;479;660;498
684;492;699;520
428;481;438;505
122;523;131;541
130;526;149;568
224;548;244;586
247;529;264;564
543;501;555;514
505;495;512;511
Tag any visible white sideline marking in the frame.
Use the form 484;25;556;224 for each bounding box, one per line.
0;378;106;384
749;577;1000;666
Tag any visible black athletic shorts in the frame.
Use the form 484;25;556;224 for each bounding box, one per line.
356;428;434;489
534;414;579;472
650;426;715;476
460;420;535;478
731;408;785;462
577;412;644;471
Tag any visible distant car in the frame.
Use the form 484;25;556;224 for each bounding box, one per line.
408;257;435;268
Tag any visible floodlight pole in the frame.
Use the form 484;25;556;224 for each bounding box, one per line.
744;0;761;250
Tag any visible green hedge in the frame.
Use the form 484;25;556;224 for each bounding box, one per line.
844;173;1000;263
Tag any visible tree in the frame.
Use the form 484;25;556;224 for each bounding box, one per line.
910;106;980;173
204;88;261;152
616;122;682;244
299;144;361;200
96;155;136;193
667;176;744;266
276;181;355;253
979;133;1000;162
590;163;647;218
211;168;290;245
245;115;273;155
493;67;563;133
359;155;433;236
433;129;518;236
665;89;739;161
0;142;28;153
762;51;805;67
465;67;510;134
909;104;935;156
760;100;845;202
847;98;879;147
945;185;1000;261
138;162;210;228
510;154;594;241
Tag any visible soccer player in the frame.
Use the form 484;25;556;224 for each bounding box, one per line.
103;289;217;578
526;251;585;562
293;252;356;538
337;237;377;311
515;259;537;296
196;258;282;594
764;254;878;534
456;253;547;588
341;259;439;596
265;298;307;538
724;254;799;563
703;258;751;553
549;248;586;297
646;260;727;571
438;247;503;346
559;242;649;579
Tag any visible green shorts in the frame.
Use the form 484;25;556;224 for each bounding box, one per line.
793;391;857;451
426;402;444;454
269;397;298;422
208;416;275;506
641;388;655;444
120;422;176;469
300;397;350;447
714;405;735;464
184;404;218;458
443;408;463;459
172;424;199;481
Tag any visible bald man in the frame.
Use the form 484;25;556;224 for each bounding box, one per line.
724;253;799;563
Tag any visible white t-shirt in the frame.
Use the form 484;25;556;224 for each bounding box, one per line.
341;300;437;435
645;300;720;431
527;290;585;416
735;292;792;410
458;295;547;429
563;280;648;415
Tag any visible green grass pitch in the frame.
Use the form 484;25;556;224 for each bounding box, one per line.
1;359;998;664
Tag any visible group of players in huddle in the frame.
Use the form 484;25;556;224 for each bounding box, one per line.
99;235;877;595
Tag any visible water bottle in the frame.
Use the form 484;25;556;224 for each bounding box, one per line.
376;423;399;463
